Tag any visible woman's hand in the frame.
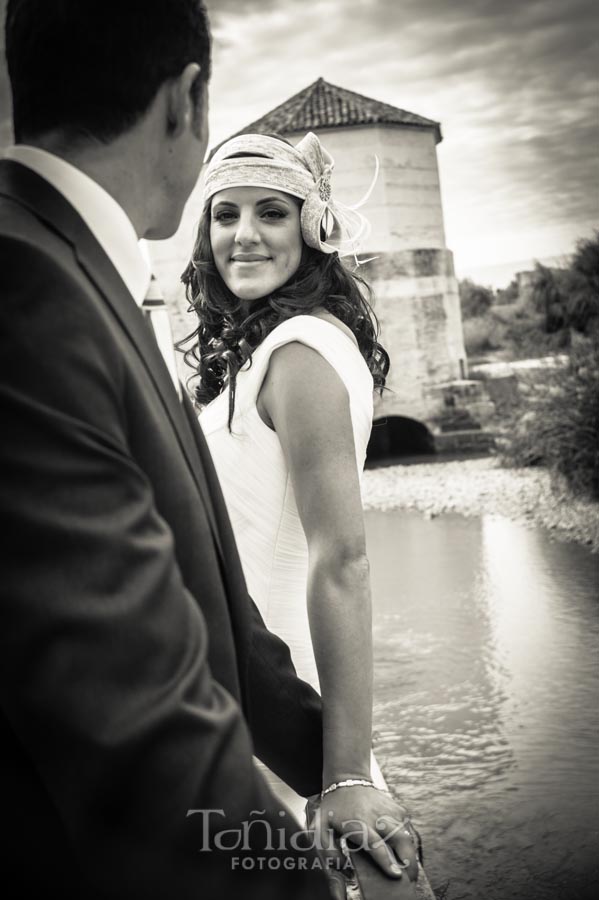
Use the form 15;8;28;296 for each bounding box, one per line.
321;786;418;878
310;786;419;886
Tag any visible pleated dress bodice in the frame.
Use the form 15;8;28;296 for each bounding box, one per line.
200;315;374;692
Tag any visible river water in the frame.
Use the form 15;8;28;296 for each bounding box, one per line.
365;510;599;900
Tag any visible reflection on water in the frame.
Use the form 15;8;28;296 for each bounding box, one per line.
365;510;599;900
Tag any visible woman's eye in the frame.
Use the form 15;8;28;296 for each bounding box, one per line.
262;208;286;220
213;210;237;223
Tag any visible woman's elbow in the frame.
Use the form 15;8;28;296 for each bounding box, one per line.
312;541;370;578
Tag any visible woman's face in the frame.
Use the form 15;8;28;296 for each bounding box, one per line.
209;186;303;301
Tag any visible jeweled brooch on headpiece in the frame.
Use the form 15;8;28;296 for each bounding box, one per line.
318;171;332;202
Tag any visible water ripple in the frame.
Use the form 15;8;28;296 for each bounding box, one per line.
366;510;599;900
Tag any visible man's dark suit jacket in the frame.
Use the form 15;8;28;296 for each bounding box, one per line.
0;160;329;899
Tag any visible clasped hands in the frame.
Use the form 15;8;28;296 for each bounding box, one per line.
306;784;419;900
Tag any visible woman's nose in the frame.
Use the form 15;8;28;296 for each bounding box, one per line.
234;210;260;245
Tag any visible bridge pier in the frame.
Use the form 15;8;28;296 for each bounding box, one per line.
360;248;496;458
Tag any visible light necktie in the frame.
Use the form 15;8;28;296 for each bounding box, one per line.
142;275;181;399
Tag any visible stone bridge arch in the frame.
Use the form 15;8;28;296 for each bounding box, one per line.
366;415;435;465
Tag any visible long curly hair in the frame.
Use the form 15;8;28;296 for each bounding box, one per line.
180;199;389;427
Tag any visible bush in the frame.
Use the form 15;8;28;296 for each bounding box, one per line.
501;310;571;359
499;339;599;500
459;278;495;318
495;278;519;305
463;314;505;354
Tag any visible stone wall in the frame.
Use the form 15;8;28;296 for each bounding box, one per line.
359;249;467;422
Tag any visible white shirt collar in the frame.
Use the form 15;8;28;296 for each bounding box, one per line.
4;144;151;306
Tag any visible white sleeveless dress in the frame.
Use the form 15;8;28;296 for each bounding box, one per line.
200;315;380;821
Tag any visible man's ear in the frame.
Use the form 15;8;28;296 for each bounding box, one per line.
165;62;203;136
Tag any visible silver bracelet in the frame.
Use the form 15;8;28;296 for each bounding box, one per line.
321;778;377;798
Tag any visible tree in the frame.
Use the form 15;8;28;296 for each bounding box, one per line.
528;234;599;337
530;263;567;333
565;232;599;335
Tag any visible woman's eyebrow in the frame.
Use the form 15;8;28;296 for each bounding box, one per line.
212;200;238;210
256;196;291;206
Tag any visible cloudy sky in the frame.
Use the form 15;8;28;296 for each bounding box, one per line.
1;0;597;285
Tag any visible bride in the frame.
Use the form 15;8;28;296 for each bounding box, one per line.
182;131;420;887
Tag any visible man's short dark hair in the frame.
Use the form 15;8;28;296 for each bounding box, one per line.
5;0;211;143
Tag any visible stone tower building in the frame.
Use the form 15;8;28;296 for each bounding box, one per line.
151;78;493;453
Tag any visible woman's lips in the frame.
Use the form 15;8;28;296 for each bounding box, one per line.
231;255;270;263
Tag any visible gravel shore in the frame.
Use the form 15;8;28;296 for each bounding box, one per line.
362;457;599;553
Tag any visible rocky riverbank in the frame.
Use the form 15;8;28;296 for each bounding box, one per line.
362;456;599;553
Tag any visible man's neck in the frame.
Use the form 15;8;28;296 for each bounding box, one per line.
29;133;152;238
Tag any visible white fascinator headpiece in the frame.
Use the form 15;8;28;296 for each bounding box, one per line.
202;131;378;263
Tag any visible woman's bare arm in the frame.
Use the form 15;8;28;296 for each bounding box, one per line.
260;340;374;784
260;341;417;879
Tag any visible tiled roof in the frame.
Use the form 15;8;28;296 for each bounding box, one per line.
215;78;442;150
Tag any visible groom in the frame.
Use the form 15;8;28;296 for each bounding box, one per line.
0;2;332;898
